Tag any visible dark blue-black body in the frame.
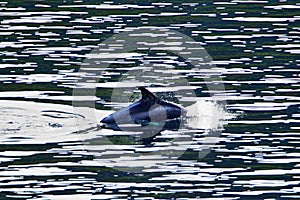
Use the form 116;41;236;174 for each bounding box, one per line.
100;87;186;131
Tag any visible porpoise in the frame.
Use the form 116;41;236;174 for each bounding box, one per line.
100;87;186;131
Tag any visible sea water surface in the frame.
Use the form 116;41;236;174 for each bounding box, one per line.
0;0;300;199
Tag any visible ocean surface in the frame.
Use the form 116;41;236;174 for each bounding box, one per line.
0;0;300;199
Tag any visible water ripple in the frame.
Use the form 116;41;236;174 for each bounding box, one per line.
0;0;299;198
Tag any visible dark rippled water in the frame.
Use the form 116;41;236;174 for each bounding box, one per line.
1;0;300;199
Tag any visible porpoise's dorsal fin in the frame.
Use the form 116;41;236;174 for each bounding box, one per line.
138;87;157;100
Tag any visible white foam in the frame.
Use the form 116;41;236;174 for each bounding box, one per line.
186;99;230;130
